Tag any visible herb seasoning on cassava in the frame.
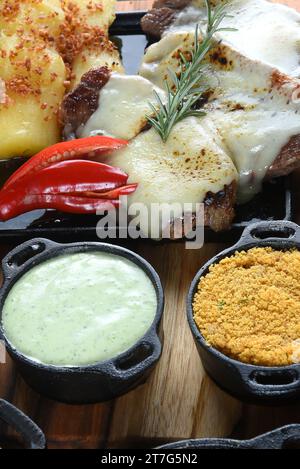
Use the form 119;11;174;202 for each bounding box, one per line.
193;247;300;366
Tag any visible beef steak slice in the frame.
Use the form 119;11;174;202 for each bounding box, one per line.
60;67;111;140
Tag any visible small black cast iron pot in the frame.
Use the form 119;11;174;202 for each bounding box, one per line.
157;424;300;449
187;220;300;404
0;399;46;449
0;239;164;404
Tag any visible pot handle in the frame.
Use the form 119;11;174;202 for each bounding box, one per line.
107;333;162;382
1;238;59;278
244;368;300;399
0;399;46;449
246;424;300;449
237;220;300;246
157;425;300;449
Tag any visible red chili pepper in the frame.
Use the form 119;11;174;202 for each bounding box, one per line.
85;184;139;199
3;136;128;190
0;160;137;221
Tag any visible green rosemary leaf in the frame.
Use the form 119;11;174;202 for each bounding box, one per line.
168;68;180;89
185;111;207;118
147;0;234;142
217;27;237;32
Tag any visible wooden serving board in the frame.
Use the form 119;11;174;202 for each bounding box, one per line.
0;0;300;449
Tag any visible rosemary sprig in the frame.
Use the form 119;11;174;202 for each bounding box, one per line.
147;0;235;142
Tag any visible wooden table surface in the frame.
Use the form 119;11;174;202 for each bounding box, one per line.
0;0;300;449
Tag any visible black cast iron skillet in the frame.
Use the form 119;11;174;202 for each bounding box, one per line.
0;239;164;404
157;425;300;449
0;399;45;449
187;220;300;404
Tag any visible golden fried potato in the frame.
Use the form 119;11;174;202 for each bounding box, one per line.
0;0;120;159
0;32;66;159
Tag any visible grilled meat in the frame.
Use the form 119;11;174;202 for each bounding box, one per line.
60;67;111;140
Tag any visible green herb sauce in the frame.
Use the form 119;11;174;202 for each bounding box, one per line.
2;252;157;366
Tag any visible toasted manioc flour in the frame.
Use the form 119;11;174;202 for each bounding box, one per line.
193;247;300;366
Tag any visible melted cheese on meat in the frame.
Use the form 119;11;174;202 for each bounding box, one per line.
140;30;300;201
168;0;300;78
80;74;166;140
104;117;237;235
208;47;300;201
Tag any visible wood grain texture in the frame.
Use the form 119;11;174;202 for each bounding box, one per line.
0;0;300;450
107;243;240;448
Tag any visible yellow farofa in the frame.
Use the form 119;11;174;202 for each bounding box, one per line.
193;247;300;366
